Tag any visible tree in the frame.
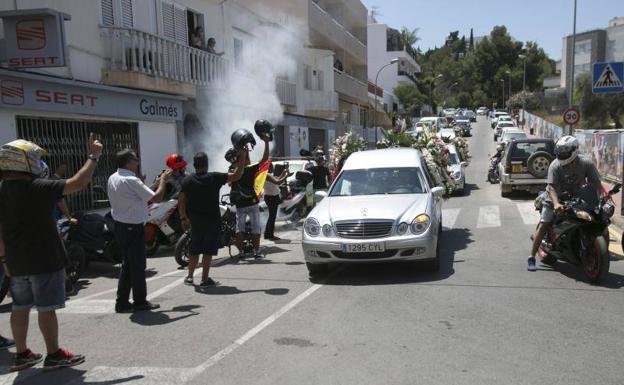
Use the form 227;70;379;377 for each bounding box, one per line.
469;28;474;51
399;26;420;48
393;83;427;115
575;73;624;128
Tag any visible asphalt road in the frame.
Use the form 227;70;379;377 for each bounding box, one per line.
1;116;624;385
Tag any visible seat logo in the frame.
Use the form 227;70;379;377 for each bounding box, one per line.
16;19;46;50
1;80;25;105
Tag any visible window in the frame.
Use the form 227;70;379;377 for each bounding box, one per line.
101;0;133;27
330;168;425;197
574;40;592;54
160;1;188;44
304;65;324;90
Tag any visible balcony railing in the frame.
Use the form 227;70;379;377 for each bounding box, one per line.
276;77;296;106
101;26;229;86
334;69;367;103
309;1;366;63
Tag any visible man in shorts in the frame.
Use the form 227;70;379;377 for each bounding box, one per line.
0;135;102;371
179;151;246;287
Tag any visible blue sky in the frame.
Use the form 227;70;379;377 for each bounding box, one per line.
361;0;624;60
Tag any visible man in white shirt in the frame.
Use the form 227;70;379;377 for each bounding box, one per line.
107;149;170;313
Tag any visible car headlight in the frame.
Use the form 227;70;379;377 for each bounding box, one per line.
304;218;321;237
411;214;431;235
396;222;409;235
452;171;462;180
322;224;333;237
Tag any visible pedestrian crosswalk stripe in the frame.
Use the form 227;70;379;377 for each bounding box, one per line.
477;205;501;228
516;202;540;225
442;208;461;229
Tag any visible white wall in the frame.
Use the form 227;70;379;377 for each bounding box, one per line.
138;121;178;182
607;24;624;62
0;110;17;146
288;126;309;156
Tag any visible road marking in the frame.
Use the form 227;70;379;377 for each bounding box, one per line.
477;205;501;228
442;208;461;229
516;202;539;225
186;283;323;381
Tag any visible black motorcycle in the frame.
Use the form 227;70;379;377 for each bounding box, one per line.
487;157;501;184
174;194;253;267
61;212;122;266
538;183;621;283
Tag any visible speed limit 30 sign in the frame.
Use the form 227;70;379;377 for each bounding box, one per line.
563;107;581;125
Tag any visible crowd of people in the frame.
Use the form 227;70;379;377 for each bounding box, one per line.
0;123;332;372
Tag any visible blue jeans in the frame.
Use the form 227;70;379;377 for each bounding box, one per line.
10;268;66;312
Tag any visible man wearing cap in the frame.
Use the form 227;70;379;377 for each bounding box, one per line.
0;135;101;371
107;149;171;313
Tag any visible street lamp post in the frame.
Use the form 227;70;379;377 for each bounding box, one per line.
500;79;505;110
374;58;399;143
429;73;443;115
518;54;527;126
445;82;458;107
569;0;578;135
505;70;512;111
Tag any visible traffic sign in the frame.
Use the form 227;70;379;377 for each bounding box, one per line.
563;107;580;125
592;62;624;94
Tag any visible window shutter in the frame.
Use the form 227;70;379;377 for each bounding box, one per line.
304;65;311;89
161;2;175;40
101;0;115;26
120;0;133;28
173;6;188;44
317;70;324;91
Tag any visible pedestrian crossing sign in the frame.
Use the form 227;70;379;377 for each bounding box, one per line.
592;62;624;94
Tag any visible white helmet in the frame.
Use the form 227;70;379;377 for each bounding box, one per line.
555;136;579;166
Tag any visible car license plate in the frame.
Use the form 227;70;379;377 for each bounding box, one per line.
342;242;385;253
512;164;523;173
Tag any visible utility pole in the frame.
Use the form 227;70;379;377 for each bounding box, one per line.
374;58;399;143
569;0;578;135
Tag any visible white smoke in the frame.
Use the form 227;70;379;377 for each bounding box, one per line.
194;11;304;174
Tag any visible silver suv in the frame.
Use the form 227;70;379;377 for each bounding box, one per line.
498;138;555;197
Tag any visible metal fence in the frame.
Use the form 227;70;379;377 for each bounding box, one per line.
16;116;139;211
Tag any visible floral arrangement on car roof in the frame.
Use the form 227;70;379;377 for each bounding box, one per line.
329;130;368;179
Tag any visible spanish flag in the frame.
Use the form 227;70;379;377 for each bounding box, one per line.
253;160;271;199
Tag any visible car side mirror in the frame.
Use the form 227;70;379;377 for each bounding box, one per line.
431;186;445;198
314;190;328;202
460;161;468;168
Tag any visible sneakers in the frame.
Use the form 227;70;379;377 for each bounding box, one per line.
0;335;15;350
199;278;217;288
11;349;43;372
184;276;194;286
133;301;160;311
254;250;264;260
115;302;134;314
527;257;537;272
43;348;85;370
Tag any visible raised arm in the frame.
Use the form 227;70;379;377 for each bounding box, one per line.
149;170;171;204
63;133;103;195
260;138;270;164
227;149;248;184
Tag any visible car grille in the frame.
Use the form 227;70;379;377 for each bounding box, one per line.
332;250;397;259
335;221;394;239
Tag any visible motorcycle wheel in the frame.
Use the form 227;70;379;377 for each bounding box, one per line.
145;239;160;257
66;244;86;284
583;236;609;284
0;276;9;304
174;231;191;268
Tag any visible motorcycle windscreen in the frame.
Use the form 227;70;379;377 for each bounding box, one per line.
572;184;600;210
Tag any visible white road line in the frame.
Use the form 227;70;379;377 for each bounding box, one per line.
516;202;540;225
477;205;501;228
186;283;323;381
442;208;461;229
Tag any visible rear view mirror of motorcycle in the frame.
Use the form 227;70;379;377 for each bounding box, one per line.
609;183;623;195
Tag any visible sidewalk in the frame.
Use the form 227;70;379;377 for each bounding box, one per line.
608;222;624;261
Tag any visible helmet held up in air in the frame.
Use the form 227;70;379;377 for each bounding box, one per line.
231;129;256;151
254;120;274;141
225;148;238;163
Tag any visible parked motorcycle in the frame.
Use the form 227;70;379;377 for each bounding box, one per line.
538;183;621;283
175;194;253;267
61;211;122;266
145;198;183;256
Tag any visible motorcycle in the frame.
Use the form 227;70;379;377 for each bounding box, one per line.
276;170;315;223
538;183;621;283
174;194;254;267
487;157;501;184
145;198;184;256
60;211;122;266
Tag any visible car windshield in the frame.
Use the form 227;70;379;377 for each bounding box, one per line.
330;167;425;196
448;153;460;165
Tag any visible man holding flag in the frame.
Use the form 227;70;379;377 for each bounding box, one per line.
231;132;271;259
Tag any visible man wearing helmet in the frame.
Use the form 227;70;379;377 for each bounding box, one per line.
164;154;188;201
0;134;102;371
528;135;601;271
307;149;331;191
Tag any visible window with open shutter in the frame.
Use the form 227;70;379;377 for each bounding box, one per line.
120;0;133;28
161;1;187;43
173;5;188;44
161;2;175;39
101;0;114;26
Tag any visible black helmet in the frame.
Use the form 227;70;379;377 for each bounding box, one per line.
231;129;256;151
254;120;274;141
225;148;238;163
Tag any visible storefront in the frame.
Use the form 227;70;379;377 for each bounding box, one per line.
0;69;185;211
279;113;336;157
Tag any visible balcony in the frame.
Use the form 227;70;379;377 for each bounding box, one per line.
303;90;338;119
309;0;366;64
276;77;296;107
334;69;367;104
101;26;229;97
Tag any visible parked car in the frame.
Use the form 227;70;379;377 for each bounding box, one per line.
491;111;510;128
464;110;477;122
498;128;527;144
477;107;489;115
446;144;467;195
418;117;448;132
498;138;555;197
454;117;472;136
494;121;516;140
302;148;445;276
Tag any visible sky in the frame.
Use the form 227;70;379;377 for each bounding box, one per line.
361;0;624;60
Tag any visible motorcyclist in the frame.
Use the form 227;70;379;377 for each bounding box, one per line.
163;154;187;201
490;144;505;162
528;136;602;271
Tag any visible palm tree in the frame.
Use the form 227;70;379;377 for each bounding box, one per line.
399;26;420;49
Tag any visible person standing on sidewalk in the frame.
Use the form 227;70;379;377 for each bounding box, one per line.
107;149;171;313
0;135;102;371
263;164;288;241
178;150;246;287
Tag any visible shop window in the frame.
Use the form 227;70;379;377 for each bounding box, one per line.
17;117;139;211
